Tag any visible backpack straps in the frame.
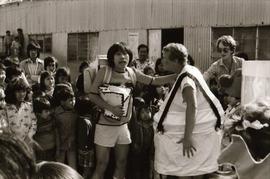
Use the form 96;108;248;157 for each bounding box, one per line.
157;72;221;134
103;66;112;84
83;67;97;94
126;67;137;87
157;72;188;133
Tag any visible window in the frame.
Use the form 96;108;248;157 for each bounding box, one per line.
148;28;184;63
161;28;184;48
212;26;270;61
28;34;52;54
67;33;99;62
0;36;4;55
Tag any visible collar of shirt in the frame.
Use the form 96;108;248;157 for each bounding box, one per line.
218;56;238;73
25;58;43;64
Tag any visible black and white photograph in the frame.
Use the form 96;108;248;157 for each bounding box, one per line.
0;0;270;179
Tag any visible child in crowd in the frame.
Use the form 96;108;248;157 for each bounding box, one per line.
75;97;96;178
39;71;55;99
33;97;59;162
150;85;167;115
35;161;83;179
143;66;155;76
0;133;36;179
5;66;24;83
20;41;44;85
128;97;154;179
53;83;77;170
0;77;36;144
55;67;71;85
44;56;58;76
0;88;6;110
134;65;155;100
76;61;89;97
0;63;6;89
89;42;177;179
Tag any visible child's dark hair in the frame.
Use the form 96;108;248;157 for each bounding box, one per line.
5;77;30;104
33;97;51;114
79;61;89;73
52;83;74;106
0;133;36;179
35;161;83;179
133;97;151;121
55;67;71;84
75;96;95;115
107;42;132;68
143;66;155;75
40;71;54;91
44;56;58;71
5;66;23;83
27;41;41;58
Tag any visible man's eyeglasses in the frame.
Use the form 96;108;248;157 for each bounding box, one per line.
218;47;230;53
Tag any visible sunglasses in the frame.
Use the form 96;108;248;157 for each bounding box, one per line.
218;47;230;53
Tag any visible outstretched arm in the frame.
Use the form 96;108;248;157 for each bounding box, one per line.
135;68;177;86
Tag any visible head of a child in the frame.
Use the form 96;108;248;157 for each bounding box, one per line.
0;133;36;179
5;66;23;84
0;63;6;84
0;88;6;109
134;97;152;122
35;161;83;179
55;67;71;84
79;61;89;74
44;56;58;74
40;71;55;91
219;69;242;106
33;97;51;119
143;66;155;76
5;77;30;105
107;42;132;69
55;84;75;110
27;41;41;59
75;96;95;116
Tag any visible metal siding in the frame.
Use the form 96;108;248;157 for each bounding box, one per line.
98;30;129;54
2;0;270;34
52;32;68;66
2;0;270;71
150;0;173;28
185;27;211;72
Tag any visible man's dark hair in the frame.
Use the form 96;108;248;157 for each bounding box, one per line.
137;44;149;53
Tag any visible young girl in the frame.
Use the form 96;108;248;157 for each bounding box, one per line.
0;77;37;144
44;56;58;76
76;61;89;97
39;71;55;98
53;84;78;170
20;41;44;85
89;42;177;179
33;97;58;162
55;67;71;85
128;97;154;179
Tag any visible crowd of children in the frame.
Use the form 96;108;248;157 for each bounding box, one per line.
1;32;268;179
0;39;176;179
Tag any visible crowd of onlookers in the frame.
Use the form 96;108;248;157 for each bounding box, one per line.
2;29;268;179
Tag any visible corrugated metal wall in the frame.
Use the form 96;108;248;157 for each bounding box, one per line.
3;0;270;34
185;27;211;72
1;0;270;71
